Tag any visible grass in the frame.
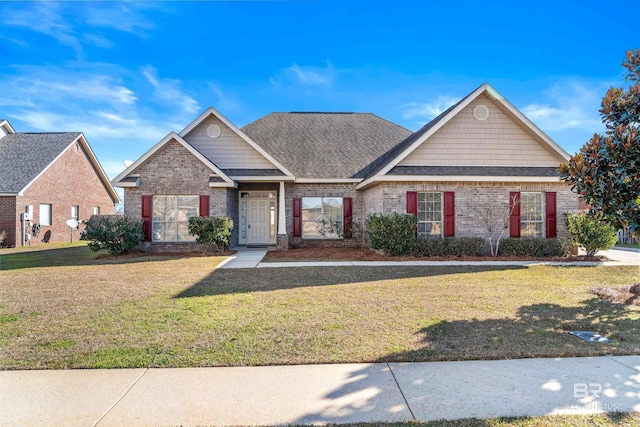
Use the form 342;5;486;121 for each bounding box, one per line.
288;412;640;426
1;244;639;369
616;243;640;249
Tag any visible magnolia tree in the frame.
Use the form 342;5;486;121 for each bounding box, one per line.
559;49;640;243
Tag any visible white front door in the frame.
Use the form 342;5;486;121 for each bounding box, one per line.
247;199;269;245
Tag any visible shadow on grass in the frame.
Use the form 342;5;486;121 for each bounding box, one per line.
174;265;527;298
287;299;640;425
378;297;640;363
0;245;206;271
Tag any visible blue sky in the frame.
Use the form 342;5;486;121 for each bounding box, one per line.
1;0;637;184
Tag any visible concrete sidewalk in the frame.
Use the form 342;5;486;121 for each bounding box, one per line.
2;356;640;426
219;246;639;269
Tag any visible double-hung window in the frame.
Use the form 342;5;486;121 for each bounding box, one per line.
417;192;442;237
39;204;52;226
302;197;343;238
152;195;199;242
520;192;543;237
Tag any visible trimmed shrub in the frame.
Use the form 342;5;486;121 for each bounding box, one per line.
187;216;234;252
81;215;144;255
565;212;618;256
366;212;417;256
0;230;6;247
412;237;485;257
501;238;573;257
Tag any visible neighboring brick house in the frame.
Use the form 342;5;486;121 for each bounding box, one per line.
0;119;119;247
112;83;579;250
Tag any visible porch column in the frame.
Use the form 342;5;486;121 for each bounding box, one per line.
278;181;286;235
277;181;289;250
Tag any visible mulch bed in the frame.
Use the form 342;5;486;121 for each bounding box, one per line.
263;247;606;262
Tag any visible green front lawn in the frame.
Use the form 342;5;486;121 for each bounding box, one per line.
1;244;639;369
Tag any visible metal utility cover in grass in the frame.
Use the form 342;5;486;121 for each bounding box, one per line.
568;331;612;343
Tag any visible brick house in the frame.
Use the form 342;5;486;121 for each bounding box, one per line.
0;119;119;247
112;83;579;250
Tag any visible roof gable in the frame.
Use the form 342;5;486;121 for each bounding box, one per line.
364;83;570;181
241;112;412;179
398;93;564;167
111;132;235;187
0;131;119;202
0;119;15;138
179;107;292;176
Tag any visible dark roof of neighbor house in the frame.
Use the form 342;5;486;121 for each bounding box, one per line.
0;132;81;193
241;112;412;179
387;166;560;177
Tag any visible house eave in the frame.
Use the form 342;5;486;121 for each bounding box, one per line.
294;178;362;184
209;182;238;188
0;192;19;197
356;175;563;189
231;176;295;182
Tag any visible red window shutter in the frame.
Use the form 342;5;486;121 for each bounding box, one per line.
545;192;557;238
293;198;302;237
141;195;152;242
406;191;418;216
343;197;353;238
199;195;210;217
443;192;455;237
509;192;521;238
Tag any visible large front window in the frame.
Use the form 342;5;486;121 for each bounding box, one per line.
520;192;543;237
417;192;442;237
302;197;343;238
152;195;199;242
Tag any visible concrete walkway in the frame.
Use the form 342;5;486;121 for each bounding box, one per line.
219;247;639;269
2;356;640;426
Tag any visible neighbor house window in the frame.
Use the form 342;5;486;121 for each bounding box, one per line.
71;205;79;229
93;206;100;215
520;192;543;237
302;197;343;238
39;204;52;226
152;195;199;242
417;192;442;237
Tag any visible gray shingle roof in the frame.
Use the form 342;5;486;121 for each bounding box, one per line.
241;113;412;179
388;166;560;177
0;132;81;193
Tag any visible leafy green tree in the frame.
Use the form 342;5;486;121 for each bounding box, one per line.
559;49;640;243
565;212;618;257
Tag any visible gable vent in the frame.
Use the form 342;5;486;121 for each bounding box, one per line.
473;105;489;121
207;124;221;138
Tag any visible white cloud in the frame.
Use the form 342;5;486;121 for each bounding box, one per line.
3;2;82;54
401;95;459;121
143;67;200;114
0;70;137;107
274;62;335;87
84;3;155;37
521;82;604;132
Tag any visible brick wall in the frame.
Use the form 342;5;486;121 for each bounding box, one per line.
0;197;17;247
284;183;362;248
364;181;579;239
123;139;238;248
8;142;115;247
